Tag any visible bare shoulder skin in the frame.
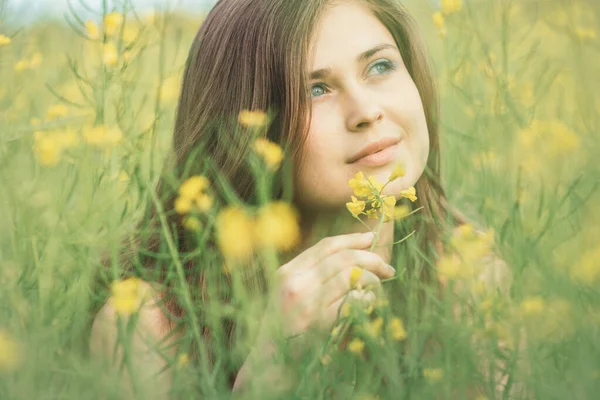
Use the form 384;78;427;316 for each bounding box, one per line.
90;281;181;400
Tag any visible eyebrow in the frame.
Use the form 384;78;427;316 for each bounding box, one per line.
308;43;398;80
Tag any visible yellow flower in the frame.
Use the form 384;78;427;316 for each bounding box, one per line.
349;266;364;289
441;0;462;14
366;208;379;219
33;135;62;166
253;138;283;170
347;338;365;355
14;59;29;72
254;201;300;251
177;353;189;367
103;42;119;66
432;12;447;37
346;196;366;217
363;316;384;338
388;163;406;182
348;172;371;197
388;317;407;341
104;12;123;37
0;34;11;46
0;330;22;371
85;20;100;39
399;187;417;202
381;195;397;222
194;194;214;213
174;196;192;215
29;52;43;69
83;125;123;147
216;206;255;263
110;277;147;316
393;204;410;220
423;368;444;382
366;175;384;193
46;104;69;120
182;216;202;232
179;176;210;198
238;109;267;127
570;247;600;285
520;296;545;317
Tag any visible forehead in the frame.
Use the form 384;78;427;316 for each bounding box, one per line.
309;2;397;69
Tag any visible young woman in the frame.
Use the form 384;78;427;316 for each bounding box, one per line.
90;0;511;398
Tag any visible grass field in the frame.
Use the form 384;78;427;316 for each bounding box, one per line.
1;0;599;399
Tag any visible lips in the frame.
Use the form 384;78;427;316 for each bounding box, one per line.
347;137;401;164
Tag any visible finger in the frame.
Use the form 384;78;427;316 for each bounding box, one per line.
311;249;395;284
317;289;376;330
318;268;381;307
278;232;375;277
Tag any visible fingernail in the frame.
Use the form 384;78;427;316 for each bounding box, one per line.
386;264;396;274
364;232;375;239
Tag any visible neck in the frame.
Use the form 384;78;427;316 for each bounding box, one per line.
285;206;395;265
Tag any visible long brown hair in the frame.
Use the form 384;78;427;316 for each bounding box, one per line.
94;0;457;390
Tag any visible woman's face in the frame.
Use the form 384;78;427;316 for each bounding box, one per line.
294;1;430;212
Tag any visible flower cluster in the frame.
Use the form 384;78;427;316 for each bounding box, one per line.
174;176;214;231
110;277;150;316
346;164;417;223
216;201;300;264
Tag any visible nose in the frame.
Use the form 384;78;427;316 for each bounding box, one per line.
344;87;384;132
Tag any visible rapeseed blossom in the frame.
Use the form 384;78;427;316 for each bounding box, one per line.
102;42;119;66
349;266;364;289
83;125;123;147
104;12;123;37
216;206;255;263
0;330;21;371
110;277;148;316
441;0;462;14
238;109;267;127
253;138;283;170
0;34;11;46
254;201;300;251
388;317;407;341
347;337;365;355
46;104;69;120
33;130;79;166
175;176;213;215
85;20;100;39
346;168;417;222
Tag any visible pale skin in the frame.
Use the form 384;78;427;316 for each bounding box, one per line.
90;2;433;398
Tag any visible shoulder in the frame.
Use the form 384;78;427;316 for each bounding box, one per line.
90;280;181;399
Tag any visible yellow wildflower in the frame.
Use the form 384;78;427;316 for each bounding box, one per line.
432;11;445;30
102;42;119;66
570;247;600;285
104;12;124;37
83;125;123;147
366;208;379;219
381;195;397;222
177;353;189;367
33;135;62;166
441;0;462;14
348;171;372;197
394;204;410;220
346;196;366;218
423;368;444;382
347;338;365;355
110;277;147;316
238;109;267;127
366;175;384;194
254;201;300;251
0;330;22;371
520;296;545;317
179;176;210;198
85;20;100;39
349;266;364;289
14;59;29;72
388;317;407;341
388;163;406;182
46;104;69;120
194;194;214;212
253;138;284;170
216;206;255;263
174;196;192;215
399;187;417;202
0;34;11;46
363;316;384;338
182;216;202;232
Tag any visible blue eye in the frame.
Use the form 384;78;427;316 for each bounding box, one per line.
311;84;327;98
368;59;396;75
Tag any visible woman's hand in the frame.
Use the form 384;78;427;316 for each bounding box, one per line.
233;232;395;396
259;231;395;342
